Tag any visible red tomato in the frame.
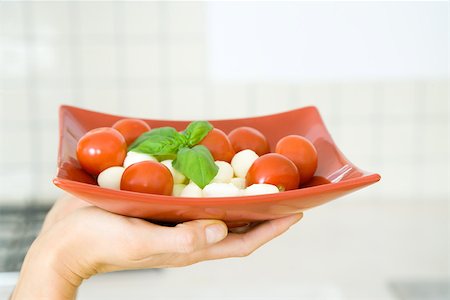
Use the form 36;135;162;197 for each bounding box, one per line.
228;127;270;156
198;128;235;162
77;127;127;176
112;118;151;145
246;153;299;191
121;161;173;195
275;135;318;185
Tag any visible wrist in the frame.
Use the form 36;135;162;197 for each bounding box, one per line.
12;220;88;299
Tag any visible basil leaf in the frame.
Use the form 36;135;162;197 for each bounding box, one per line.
131;134;182;157
182;121;213;147
128;127;186;152
172;145;218;188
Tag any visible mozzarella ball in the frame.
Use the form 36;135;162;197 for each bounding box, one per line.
172;183;186;197
212;161;234;183
123;151;157;168
231;149;259;178
161;160;186;184
97;166;125;190
180;182;202;197
230;177;246;190
202;183;240;198
243;184;279;196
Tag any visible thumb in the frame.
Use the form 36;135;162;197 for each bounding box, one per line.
151;220;228;254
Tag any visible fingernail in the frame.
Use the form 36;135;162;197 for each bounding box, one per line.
206;224;226;244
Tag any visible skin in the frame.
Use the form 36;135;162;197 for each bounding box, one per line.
11;194;303;300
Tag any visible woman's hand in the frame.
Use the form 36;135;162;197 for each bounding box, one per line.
12;195;302;300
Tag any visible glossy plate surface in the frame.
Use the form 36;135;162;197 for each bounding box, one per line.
54;105;380;226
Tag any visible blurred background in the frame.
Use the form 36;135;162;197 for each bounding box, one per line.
0;1;448;299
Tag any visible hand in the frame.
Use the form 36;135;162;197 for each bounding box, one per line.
12;195;303;300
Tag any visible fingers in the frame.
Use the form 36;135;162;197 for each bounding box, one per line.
199;213;303;260
134;219;229;255
41;195;90;233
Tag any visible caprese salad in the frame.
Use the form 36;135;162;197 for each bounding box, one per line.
76;118;318;197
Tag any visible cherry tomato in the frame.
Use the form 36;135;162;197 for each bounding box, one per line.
246;153;299;191
228;126;270;156
77;127;127;176
275;135;318;185
112;118;151;145
120;161;173;195
198;128;235;162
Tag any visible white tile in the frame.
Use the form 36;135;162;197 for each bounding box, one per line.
78;2;116;37
0;90;31;122
339;82;378;117
210;84;250;119
124;44;160;80
382;81;417;116
168;85;207;119
295;83;334;121
0;37;28;80
39;125;59;165
124;88;163;119
423;80;449;116
122;2;159;36
0;2;25;37
35;164;62;204
422;162;450;200
79;44;118;82
0;128;33;164
376;162;416;201
422;120;449;157
166;2;205;37
35;88;76;122
380;119;415;159
0;166;33;204
168;42;206;80
31;2;70;42
34;43;73;87
335;121;375;166
253;84;292;116
78;89;120;115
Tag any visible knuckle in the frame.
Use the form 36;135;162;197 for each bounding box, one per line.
177;230;198;253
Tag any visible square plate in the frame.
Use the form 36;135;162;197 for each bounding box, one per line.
53;105;380;227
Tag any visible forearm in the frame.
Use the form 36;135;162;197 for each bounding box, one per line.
11;226;85;299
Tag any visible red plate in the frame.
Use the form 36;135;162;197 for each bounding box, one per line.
53;105;380;227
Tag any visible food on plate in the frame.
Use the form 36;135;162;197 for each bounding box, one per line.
120;161;173;195
275;135;318;184
76;118;322;197
228;126;270;156
246;153;300;191
180;182;203;197
97;166;125;190
112;118;151;145
198;128;235;162
230;149;259;178
211;161;234;183
202;183;240;197
123;151;157;168
76;127;127;176
243;184;279;196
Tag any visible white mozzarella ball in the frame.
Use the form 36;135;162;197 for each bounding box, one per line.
161;160;186;184
180;182;203;198
123;151;157;168
230;177;246;190
243;184;279;196
172;183;186;197
97;166;125;190
231;149;259;178
212;161;234;183
202;183;240;198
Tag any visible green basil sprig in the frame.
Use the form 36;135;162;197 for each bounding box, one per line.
127;121;218;188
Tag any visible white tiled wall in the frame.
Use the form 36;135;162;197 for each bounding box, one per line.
0;2;448;205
